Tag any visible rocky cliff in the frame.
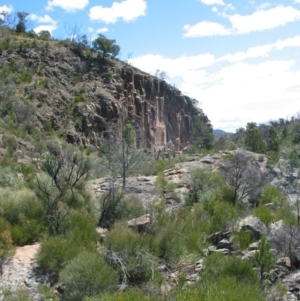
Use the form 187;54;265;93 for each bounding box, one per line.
0;31;211;150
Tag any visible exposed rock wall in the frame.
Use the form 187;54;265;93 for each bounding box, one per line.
76;66;210;150
0;35;211;150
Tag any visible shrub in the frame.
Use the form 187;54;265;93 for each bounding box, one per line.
60;252;117;301
0;187;46;245
203;252;258;285
116;194;145;221
37;236;78;273
2;133;18;150
233;230;256;250
104;222;142;255
254;206;273;227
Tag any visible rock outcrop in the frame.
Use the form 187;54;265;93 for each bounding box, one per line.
0;35;211;151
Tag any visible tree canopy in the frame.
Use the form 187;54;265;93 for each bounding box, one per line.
92;34;120;59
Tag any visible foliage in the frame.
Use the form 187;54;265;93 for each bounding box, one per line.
244;122;266;153
92;34;120;59
188;168;224;204
98;187;124;229
0;187;46;245
252;235;276;286
267;126;279;152
203;252;258;285
36;146;91;234
60;252;117;301
16;12;29;33
221;151;269;206
190;115;214;150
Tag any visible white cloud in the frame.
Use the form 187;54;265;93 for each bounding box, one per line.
295;0;300;3
34;25;57;34
89;0;147;24
30;14;57;26
219;35;300;62
199;0;224;5
212;7;218;12
30;14;57;34
88;27;94;33
97;27;109;33
230;5;300;34
183;21;230;37
0;5;13;13
46;0;89;12
129;53;215;78
181;60;300;131
185;5;300;38
129;36;300;132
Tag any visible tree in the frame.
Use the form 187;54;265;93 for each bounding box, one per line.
92;34;120;59
38;30;51;39
100;123;141;190
36;144;91;234
267;126;279;152
244;122;266;153
190;115;214;151
252;235;276;287
16;11;29;33
220;151;269;206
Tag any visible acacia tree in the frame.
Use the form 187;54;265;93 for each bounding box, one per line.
92;34;120;59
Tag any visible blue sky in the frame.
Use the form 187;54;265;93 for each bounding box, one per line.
1;0;300;132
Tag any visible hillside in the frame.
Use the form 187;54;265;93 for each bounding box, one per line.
0;26;211;155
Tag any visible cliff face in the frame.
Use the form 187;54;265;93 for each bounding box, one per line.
0;32;211;150
76;66;210;151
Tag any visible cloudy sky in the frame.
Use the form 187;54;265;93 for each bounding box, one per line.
1;0;300;132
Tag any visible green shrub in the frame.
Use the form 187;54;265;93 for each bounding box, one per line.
60;252;117;301
0;187;46;245
203;253;258;285
233;230;256;250
174;276;265;301
104;222;142;255
37;236;79;273
254;206;273;227
259;186;283;206
116;195;145;221
2;133;18;150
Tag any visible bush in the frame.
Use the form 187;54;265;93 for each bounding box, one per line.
60;252;117;301
203;252;258;285
116;194;145;221
174;276;265;301
104;222;142;255
37;236;79;273
0;187;46;245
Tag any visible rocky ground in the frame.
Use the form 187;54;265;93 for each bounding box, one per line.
0;243;49;301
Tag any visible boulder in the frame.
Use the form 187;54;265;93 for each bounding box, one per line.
237;216;267;239
127;214;151;227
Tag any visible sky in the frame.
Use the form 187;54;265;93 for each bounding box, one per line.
1;0;300;132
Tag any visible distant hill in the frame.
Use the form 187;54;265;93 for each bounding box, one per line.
213;129;233;136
